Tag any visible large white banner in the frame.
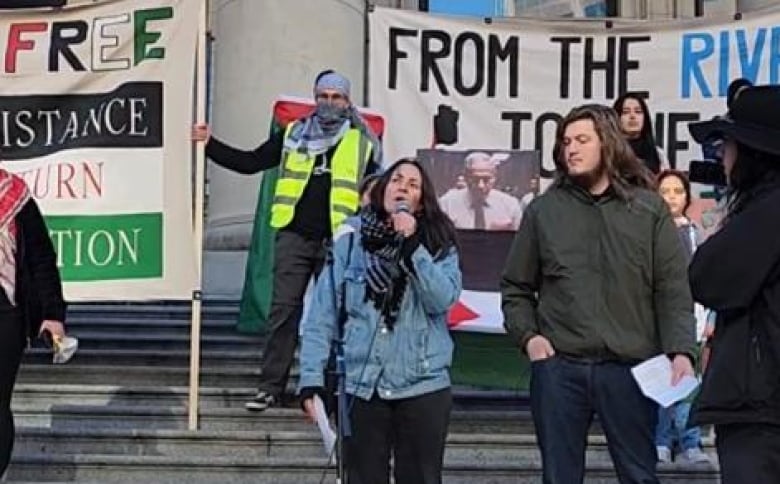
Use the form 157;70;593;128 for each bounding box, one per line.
370;7;780;332
371;6;780;171
0;0;199;300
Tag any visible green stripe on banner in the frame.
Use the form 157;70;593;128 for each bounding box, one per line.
45;213;163;281
236;122;282;334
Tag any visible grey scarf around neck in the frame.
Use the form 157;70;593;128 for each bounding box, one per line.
283;109;350;157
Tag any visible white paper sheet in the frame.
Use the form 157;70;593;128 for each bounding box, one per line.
631;354;699;408
312;395;337;458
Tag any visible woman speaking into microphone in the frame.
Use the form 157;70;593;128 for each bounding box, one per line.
298;158;461;484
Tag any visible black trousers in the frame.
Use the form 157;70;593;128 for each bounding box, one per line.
716;423;780;484
0;309;25;476
345;387;452;484
531;356;659;484
257;230;326;398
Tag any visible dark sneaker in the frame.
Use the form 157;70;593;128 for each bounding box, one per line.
245;391;277;411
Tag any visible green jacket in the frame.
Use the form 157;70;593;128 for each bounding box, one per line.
501;180;695;362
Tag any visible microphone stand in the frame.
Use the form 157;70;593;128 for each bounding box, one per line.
325;221;406;483
325;238;352;484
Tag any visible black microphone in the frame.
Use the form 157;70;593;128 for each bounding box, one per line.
393;201;411;246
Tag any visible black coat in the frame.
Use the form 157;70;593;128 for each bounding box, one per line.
690;184;780;426
12;199;67;343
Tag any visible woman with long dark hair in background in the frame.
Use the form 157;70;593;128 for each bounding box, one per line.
614;93;669;174
297;158;461;484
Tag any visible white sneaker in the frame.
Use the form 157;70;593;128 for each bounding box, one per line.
680;447;711;464
656;446;672;463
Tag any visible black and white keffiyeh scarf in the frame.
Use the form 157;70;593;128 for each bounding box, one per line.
360;208;409;328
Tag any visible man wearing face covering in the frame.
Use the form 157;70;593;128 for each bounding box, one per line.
193;70;382;411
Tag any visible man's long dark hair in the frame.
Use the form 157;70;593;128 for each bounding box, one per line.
552;104;656;200
727;143;780;217
613;93;662;174
368;158;458;259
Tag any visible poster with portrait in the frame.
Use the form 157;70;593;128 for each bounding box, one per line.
417;148;540;332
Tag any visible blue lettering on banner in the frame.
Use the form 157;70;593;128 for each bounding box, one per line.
772;27;780;85
736;29;766;86
681;27;780;98
681;33;713;98
718;30;729;97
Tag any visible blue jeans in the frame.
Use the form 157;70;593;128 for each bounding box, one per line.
656;401;701;451
530;356;659;484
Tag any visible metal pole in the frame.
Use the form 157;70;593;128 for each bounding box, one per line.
364;1;372;108
188;0;208;432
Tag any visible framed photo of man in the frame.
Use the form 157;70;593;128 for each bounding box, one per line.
416;149;540;295
417;149;540;232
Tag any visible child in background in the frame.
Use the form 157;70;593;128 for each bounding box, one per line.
655;170;711;465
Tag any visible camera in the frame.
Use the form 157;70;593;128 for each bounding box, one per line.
688;136;727;187
688;160;726;187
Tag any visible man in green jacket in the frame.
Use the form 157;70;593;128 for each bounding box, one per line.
501;104;695;483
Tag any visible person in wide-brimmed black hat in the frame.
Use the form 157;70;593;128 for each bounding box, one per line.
690;84;780;160
687;85;780;484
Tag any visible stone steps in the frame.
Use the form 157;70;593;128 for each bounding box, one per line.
64;301;239;318
17;363;262;388
13;428;606;461
31;329;263;352
6;453;720;484
8;301;720;483
14;426;718;466
22;347;262;367
11;383;527;410
11;384;255;408
13;404;534;434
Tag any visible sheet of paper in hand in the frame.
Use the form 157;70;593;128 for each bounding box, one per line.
631;354;699;408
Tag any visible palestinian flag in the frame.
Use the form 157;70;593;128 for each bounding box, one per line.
447;230;514;333
236;96;385;334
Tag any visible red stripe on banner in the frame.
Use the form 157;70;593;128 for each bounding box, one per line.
447;300;479;327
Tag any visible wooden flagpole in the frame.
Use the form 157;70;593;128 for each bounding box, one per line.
188;0;208;431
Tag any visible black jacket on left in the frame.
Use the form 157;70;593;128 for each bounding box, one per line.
690;183;780;426
11;199;67;342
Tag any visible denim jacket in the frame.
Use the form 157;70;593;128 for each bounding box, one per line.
297;218;462;401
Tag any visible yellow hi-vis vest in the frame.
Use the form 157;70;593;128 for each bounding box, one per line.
270;123;373;233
